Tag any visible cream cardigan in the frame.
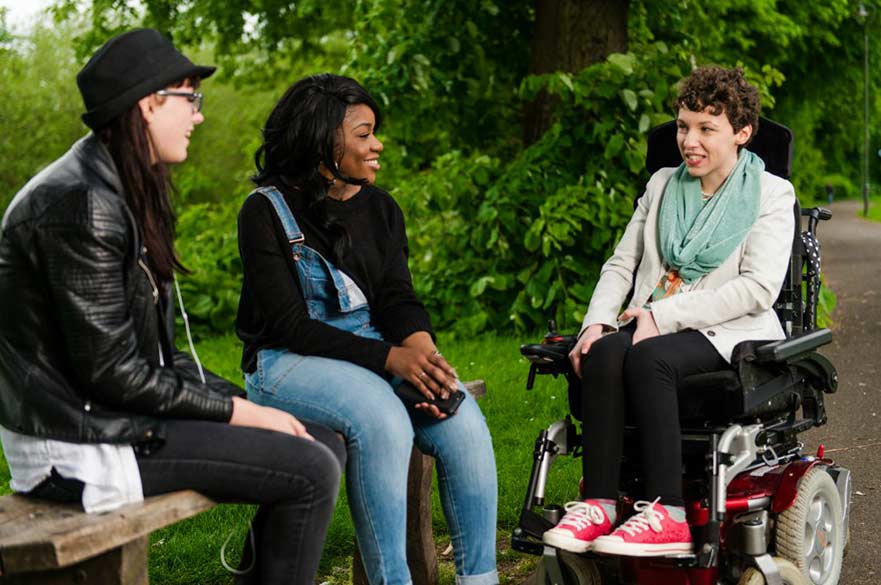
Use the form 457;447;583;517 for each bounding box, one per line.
581;166;796;362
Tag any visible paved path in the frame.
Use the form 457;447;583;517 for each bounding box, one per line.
803;199;881;585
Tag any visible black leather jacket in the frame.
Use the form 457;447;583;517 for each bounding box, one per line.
0;134;236;445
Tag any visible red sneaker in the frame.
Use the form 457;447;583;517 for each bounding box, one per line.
592;499;692;557
542;499;614;553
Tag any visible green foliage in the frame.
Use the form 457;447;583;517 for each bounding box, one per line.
343;0;532;167
50;0;354;81
633;0;881;202
817;280;837;329
863;195;881;222
0;22;86;210
4;0;873;339
819;173;858;200
397;44;678;333
175;199;244;337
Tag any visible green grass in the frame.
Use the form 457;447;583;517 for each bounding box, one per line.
862;195;881;223
0;332;572;584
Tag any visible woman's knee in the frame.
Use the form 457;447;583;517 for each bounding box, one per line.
416;396;495;473
583;330;630;365
305;421;347;469
248;352;413;447
580;331;631;383
298;439;343;498
348;403;415;458
622;338;676;390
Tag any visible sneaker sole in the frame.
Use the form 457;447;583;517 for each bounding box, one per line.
542;531;595;553
592;539;692;557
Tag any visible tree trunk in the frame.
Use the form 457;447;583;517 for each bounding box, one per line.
524;0;629;144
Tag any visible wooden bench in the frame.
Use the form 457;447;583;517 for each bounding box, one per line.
0;490;214;584
0;379;486;584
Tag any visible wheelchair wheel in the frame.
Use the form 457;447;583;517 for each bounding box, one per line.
737;557;807;585
776;467;844;585
533;551;602;585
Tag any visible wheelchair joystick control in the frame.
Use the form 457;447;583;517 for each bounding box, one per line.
545;320;564;343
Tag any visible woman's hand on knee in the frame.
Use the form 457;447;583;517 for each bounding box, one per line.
229;397;314;440
569;324;605;377
400;332;459;388
385;346;457;401
620;307;660;345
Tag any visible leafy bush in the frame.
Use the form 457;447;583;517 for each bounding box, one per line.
175;199;244;337
398;44;686;335
0;22;86;210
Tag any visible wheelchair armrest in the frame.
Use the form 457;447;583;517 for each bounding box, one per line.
520;336;577;365
801;207;832;221
754;328;833;363
520;337;577;388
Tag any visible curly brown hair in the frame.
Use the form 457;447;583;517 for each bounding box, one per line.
674;66;761;142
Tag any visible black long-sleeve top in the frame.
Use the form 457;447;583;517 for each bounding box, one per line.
236;182;434;375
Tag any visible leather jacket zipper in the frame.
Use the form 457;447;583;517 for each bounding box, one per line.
137;258;160;306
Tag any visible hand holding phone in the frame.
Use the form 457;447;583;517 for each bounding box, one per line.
394;381;466;415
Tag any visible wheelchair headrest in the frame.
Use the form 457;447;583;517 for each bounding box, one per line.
645;117;793;179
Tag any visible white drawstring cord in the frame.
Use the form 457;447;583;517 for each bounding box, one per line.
173;275;205;384
173;276;252;572
220;524;256;575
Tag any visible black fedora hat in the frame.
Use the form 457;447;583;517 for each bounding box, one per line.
77;28;216;131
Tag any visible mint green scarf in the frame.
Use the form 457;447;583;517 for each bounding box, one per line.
658;150;763;283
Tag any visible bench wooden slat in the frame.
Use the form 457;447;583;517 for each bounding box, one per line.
463;379;486;399
0;490;215;575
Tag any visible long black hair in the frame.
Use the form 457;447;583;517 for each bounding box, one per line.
99;78;200;281
253;74;382;261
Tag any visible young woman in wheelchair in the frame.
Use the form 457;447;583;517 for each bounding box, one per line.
542;66;795;557
235;74;498;585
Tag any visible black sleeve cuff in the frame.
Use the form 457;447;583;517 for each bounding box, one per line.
382;312;435;344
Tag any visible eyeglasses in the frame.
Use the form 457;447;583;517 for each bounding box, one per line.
155;90;203;113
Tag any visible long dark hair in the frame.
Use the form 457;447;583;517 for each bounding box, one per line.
253;74;382;261
99;79;199;281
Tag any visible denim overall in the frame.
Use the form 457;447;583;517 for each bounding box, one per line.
245;186;498;585
256;186;383;342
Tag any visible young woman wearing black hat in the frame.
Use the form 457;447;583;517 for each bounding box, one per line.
0;29;342;585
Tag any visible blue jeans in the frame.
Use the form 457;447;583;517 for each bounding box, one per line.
246;348;499;585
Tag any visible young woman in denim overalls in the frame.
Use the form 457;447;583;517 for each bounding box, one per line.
236;74;498;585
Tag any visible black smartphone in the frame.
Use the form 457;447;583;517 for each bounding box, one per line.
393;381;466;415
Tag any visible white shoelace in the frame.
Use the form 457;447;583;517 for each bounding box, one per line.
616;498;664;537
558;501;606;530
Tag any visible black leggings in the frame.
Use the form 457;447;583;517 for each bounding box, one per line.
580;326;726;506
137;420;345;585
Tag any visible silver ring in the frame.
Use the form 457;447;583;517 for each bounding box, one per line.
418;371;427;379
432;350;442;358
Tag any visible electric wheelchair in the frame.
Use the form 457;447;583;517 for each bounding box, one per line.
512;119;849;585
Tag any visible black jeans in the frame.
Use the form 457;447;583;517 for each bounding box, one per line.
580;326;726;506
136;419;345;585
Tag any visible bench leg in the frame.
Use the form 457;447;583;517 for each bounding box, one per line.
406;447;439;585
0;537;149;585
353;446;439;585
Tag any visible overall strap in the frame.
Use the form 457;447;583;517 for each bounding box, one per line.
253;185;368;314
254;186;305;245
